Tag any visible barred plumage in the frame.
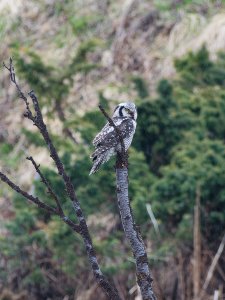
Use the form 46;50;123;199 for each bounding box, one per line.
89;102;137;175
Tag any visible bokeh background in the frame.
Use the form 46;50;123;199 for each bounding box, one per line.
0;0;225;299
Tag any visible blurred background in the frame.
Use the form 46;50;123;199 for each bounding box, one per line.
0;0;225;299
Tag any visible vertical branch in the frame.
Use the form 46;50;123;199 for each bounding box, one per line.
98;105;157;300
116;168;156;300
193;184;201;299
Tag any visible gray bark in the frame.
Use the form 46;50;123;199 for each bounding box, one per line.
116;167;157;300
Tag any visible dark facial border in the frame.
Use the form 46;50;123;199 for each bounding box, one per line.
119;106;124;117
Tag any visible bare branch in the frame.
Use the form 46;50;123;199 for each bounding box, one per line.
0;170;81;234
26;156;64;216
61;216;81;233
0;171;57;215
3;58;34;121
1;58;121;300
26;157;81;233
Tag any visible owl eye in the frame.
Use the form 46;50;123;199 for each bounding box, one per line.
125;108;132;115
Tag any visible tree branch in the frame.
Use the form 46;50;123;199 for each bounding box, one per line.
3;58;35;122
98;106;157;300
0;170;81;234
1;59;121;300
0;171;57;215
26;156;64;216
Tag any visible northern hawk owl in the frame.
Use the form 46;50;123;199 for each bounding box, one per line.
89;102;137;175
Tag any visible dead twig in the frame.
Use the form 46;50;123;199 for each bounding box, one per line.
0;171;57;215
26;156;64;216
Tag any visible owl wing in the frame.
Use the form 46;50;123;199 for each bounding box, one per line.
92;118;134;148
93;122;111;146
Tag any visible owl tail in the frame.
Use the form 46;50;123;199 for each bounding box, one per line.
89;153;107;175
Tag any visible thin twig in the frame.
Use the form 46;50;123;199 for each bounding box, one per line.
26;156;80;232
0;171;57;215
3;58;34;121
26;156;64;216
0;170;81;234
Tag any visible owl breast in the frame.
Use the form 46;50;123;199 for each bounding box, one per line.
90;111;137;175
116;119;136;152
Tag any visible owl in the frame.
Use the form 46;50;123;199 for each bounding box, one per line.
89;102;137;175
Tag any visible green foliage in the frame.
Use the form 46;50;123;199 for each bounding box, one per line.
69;16;90;35
11;38;100;114
48;217;85;275
21;129;45;147
153;0;218;12
0;143;13;155
69;14;104;37
134;46;225;245
132;76;149;99
0;142;23;168
175;46;225;89
0;14;6;41
134;79;182;172
12;49;68;107
0;206;49;294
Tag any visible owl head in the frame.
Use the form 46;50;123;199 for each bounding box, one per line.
113;102;137;120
